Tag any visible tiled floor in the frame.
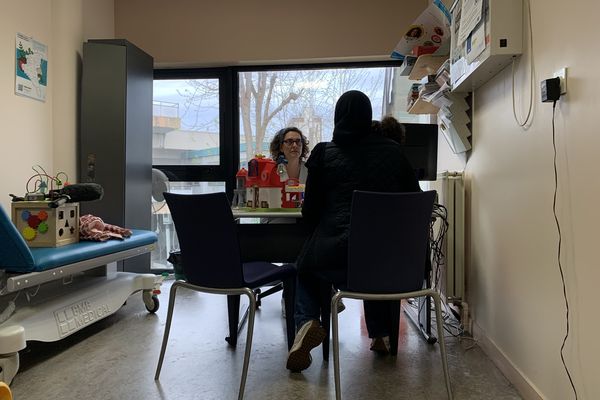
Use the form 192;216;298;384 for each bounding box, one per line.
11;279;522;399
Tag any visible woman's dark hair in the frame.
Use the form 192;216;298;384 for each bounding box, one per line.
269;127;309;161
371;120;382;135
373;116;406;145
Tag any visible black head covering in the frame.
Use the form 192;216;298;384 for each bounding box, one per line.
332;90;373;146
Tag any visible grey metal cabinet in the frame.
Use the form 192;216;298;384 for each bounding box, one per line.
80;39;153;273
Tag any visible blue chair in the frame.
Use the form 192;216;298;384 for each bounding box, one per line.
154;192;296;400
331;190;452;400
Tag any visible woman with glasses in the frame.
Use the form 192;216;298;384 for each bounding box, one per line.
267;127;309;317
269;127;309;184
268;128;346;318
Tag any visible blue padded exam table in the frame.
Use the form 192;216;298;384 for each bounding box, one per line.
0;205;158;384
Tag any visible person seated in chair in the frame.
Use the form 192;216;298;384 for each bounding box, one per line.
366;115;412;354
267;127;346;317
286;90;420;372
371;115;406;146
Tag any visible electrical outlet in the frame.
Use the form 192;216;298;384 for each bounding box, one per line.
554;67;567;95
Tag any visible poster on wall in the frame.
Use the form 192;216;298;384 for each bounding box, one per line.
391;0;451;59
15;32;48;102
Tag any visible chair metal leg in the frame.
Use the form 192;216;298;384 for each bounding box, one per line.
282;277;296;350
154;282;181;380
238;289;257;400
226;294;241;346
432;292;453;400
319;282;332;361
257;282;283;301
331;292;342;400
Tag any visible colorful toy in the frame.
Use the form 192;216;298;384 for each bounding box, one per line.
282;178;305;209
11;201;79;247
238;155;305;209
232;168;248;208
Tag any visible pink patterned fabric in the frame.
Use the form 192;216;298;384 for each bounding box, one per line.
79;214;132;242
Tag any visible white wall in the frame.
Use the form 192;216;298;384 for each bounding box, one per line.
466;1;600;399
52;0;83;184
1;2;53;212
0;0;113;212
115;0;428;66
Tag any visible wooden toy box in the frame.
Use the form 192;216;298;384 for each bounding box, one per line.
11;201;79;247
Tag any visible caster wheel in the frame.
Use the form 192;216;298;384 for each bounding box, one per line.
145;295;160;313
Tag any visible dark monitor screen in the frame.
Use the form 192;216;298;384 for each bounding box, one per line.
400;123;438;181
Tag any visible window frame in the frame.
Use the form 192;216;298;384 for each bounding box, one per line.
152;60;405;199
153;67;238;199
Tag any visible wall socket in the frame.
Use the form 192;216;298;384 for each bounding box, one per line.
554;67;567;95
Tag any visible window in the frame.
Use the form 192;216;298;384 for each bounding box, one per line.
153;78;220;166
151;69;233;271
151;62;431;271
151;68;235;184
238;66;430;166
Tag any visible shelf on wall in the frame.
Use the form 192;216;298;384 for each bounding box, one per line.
449;0;522;92
407;98;439;115
408;55;448;81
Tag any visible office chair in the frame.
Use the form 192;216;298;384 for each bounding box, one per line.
330;190;452;400
155;192;296;400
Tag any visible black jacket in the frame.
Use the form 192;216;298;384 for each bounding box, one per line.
296;135;420;274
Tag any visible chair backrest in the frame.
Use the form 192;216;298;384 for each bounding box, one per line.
0;205;35;270
347;190;436;294
164;192;245;288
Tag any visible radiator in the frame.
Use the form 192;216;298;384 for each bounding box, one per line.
428;171;465;302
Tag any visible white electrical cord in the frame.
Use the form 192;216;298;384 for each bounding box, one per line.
512;0;535;127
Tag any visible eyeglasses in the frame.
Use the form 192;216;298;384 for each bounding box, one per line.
283;139;302;146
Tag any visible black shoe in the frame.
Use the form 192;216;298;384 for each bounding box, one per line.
286;320;326;372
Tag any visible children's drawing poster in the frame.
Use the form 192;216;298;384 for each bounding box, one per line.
392;1;451;58
15;33;48;102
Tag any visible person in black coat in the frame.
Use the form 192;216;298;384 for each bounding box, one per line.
286;90;420;372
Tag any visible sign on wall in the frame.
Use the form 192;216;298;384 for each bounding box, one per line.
15;32;48;102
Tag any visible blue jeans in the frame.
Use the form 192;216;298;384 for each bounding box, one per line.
294;270;397;338
293;270;345;331
293;273;323;330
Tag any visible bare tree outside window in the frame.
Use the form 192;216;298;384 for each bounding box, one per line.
238;67;388;164
239;71;303;158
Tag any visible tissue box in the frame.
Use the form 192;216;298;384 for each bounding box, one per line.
11;201;79;247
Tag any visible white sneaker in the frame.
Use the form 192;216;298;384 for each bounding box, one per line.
286;320;326;372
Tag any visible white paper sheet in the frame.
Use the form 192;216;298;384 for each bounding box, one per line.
457;0;483;45
465;21;486;63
